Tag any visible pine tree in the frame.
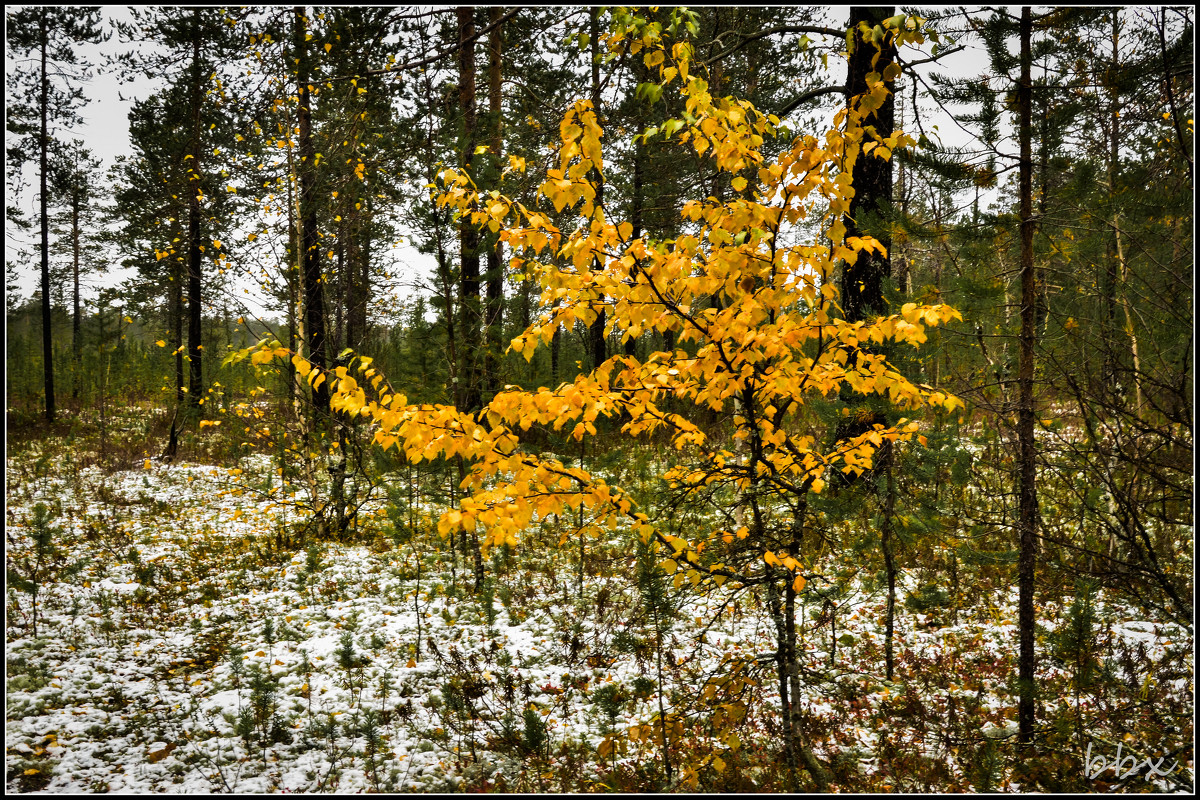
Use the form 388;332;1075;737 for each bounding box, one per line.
47;142;106;403
6;6;106;423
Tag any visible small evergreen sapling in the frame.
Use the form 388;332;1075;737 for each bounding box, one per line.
7;503;66;638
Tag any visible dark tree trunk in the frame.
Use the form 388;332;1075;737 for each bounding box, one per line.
39;11;55;425
483;7;505;399
457;6;482;414
455;7;485;586
334;222;346;355
346;197;368;354
173;258;184;405
71;183;81;402
882;452;897;680
295;6;329;415
286;169;300;412
186;7;204;409
587;7;606;371
841;6;896;323
1016;4;1039;747
625;113;645;359
551;324;561;387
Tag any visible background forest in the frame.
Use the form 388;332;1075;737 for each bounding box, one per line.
6;6;1194;793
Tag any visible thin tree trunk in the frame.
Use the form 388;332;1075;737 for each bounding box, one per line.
287;156;301;419
1101;13;1121;389
551;324;560;387
883;455;897;681
334;221;346;356
295;6;329;415
1114;222;1143;414
652;599;672;786
39;11;55;425
1105;12;1144;415
457;6;482;414
186;7;204;409
625;113;644;358
1015;5;1039;747
71;182;81;403
345;195;367;354
330;216;349;536
483;6;505;399
767;576;796;788
587;7;606;371
786;573;829;790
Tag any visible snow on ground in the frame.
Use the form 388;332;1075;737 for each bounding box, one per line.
6;449;1195;793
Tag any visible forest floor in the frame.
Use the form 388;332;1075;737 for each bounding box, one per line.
5;410;1195;793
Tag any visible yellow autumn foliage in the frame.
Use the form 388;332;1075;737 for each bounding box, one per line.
237;18;959;587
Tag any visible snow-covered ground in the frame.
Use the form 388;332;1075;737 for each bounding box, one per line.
6;446;1194;793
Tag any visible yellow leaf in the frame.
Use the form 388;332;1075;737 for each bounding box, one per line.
324;42;332;53
731;176;748;192
156;340;166;347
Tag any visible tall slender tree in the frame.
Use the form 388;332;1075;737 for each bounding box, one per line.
292;6;330;416
113;8;243;419
482;6;506;398
47;142;106;403
456;7;483;415
6;6;106;423
1014;4;1039;746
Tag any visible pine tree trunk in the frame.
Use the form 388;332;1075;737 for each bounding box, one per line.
1101;41;1120;391
587;7;606;371
842;6;895;323
295;6;329;416
186;7;204;409
173;258;184;397
625;114;645;359
39;11;55;425
483;7;505;399
1015;5;1039;747
346;195;368;354
457;6;482;414
71;184;81;403
843;7;901;659
883;454;897;680
287;169;301;417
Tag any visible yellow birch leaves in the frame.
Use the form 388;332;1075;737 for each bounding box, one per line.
233;16;960;569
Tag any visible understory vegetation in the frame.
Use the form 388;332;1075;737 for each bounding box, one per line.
5;401;1193;793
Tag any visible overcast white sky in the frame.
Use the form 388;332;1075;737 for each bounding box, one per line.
6;6;998;318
